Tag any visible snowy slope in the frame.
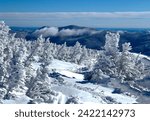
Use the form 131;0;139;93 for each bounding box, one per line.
2;95;31;104
132;53;150;61
49;60;137;104
49;59;83;71
2;59;137;104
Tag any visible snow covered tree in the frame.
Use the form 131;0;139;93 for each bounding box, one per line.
0;21;10;36
39;39;53;66
26;67;58;103
25;35;45;65
78;46;89;65
57;42;70;61
118;42;145;82
4;46;27;99
0;88;7;102
94;32;120;77
70;41;82;64
90;32;145;83
26;36;54;103
35;35;45;56
104;32;120;56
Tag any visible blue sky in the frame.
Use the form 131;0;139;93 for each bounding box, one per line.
0;0;150;28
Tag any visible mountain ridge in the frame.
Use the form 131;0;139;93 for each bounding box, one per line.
10;25;150;56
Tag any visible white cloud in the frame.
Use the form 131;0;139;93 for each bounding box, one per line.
58;28;97;36
1;12;150;19
1;12;150;27
32;26;98;37
33;27;58;37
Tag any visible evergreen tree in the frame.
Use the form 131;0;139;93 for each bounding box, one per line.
118;43;145;82
94;32;120;76
90;32;145;83
70;41;82;64
78;46;89;65
26;67;58;103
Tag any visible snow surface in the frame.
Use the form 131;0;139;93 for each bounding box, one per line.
49;59;137;104
132;53;150;61
2;95;31;104
56;70;84;80
49;59;82;71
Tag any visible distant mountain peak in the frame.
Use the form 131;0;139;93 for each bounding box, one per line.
58;25;94;30
37;25;95;31
39;26;50;29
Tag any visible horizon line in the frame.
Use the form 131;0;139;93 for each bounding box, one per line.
1;12;150;28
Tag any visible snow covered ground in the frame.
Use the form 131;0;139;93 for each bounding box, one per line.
2;59;138;104
132;53;150;61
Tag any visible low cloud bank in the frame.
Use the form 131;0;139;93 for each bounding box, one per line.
33;27;59;37
33;27;98;37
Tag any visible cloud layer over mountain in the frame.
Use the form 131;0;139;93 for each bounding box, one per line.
33;26;98;37
33;27;59;37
